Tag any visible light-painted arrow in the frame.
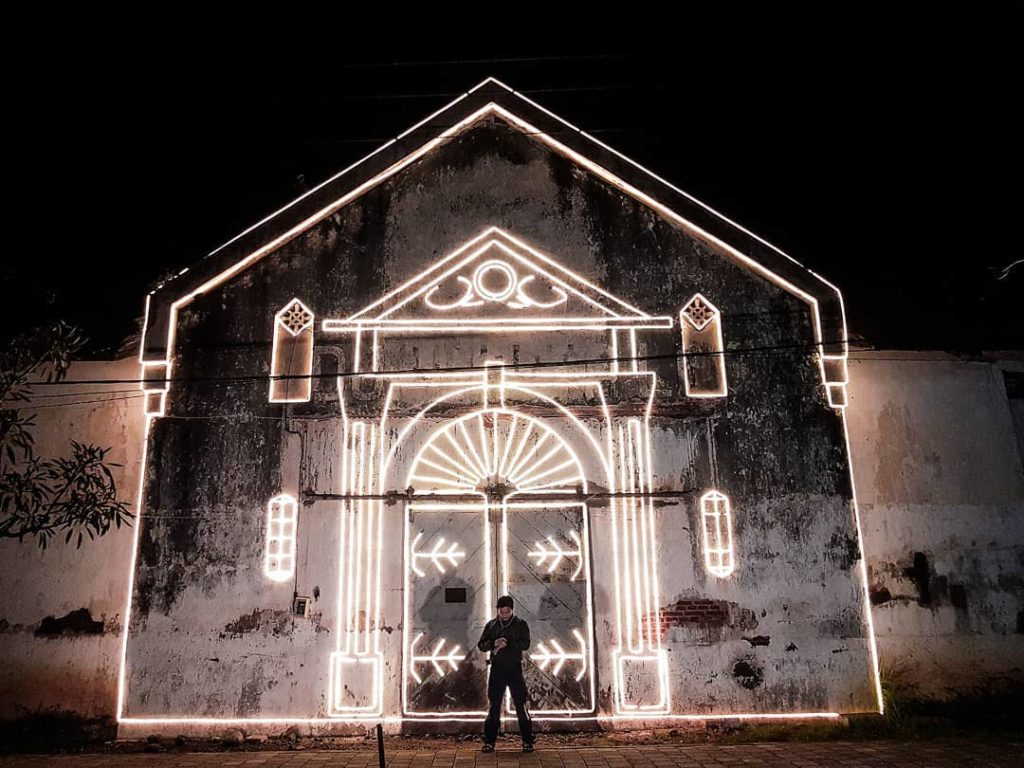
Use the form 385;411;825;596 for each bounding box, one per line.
530;628;587;681
409;632;463;683
528;530;584;580
411;532;466;577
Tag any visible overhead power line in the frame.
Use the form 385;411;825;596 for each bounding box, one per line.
5;339;996;414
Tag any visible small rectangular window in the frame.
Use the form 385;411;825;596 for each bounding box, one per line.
444;587;467;604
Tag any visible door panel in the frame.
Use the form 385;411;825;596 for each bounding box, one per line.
501;502;595;713
404;504;490;715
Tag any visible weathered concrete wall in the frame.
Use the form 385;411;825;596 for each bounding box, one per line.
847;353;1024;699
0;358;144;720
2;354;1020;725
121;117;876;726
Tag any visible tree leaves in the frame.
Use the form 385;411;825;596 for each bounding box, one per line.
0;324;132;549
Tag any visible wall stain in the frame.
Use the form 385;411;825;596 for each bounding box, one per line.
235;667;265;717
732;658;763;689
35;608;104;637
825;530;860;571
220;609;294;639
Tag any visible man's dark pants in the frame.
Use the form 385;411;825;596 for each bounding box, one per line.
483;664;533;744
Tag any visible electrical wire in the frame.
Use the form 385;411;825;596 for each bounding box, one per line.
13;337;846;391
2;339;1005;412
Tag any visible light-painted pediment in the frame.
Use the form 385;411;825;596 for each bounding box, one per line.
334;227;667;331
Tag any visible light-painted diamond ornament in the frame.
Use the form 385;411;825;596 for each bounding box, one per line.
280;300;314;334
681;294;718;331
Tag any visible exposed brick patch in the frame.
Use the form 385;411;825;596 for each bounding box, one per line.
651;598;751;641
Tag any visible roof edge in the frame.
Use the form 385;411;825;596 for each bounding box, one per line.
141;78;847;369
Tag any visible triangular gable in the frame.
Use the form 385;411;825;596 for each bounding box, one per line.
142;78;847;383
343;227;658;326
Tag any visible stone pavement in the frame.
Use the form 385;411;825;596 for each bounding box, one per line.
1;741;1021;767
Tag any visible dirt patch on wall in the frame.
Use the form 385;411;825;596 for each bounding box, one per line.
34;609;104;637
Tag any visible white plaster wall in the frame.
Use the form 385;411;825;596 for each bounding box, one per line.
846;353;1024;699
0;358;145;720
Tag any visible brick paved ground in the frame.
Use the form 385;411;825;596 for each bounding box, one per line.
1;741;1021;767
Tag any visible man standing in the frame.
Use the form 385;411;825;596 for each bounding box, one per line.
477;595;535;752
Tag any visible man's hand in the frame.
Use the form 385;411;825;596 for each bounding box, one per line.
493;638;508;651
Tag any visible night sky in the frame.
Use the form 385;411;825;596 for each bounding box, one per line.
5;19;1021;357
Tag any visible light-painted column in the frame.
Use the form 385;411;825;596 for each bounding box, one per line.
328;420;384;716
610;416;669;714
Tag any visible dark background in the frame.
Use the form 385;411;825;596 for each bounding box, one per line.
4;14;1020;356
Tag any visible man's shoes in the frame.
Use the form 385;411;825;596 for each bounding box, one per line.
522;743;534;753
481;743;495;753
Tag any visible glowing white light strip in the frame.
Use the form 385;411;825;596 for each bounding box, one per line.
501;77;848;324
145;87;847;432
699;491;735;578
348;229;654;324
473;259;517;301
269;298;315;403
384;387;604;496
115;412;153;721
630;419;656;648
510;275;568;309
606;400;667;712
410;532;466;577
324;317;673;331
840;407;885;714
328;654;380;715
328;417;385;717
531;629;587;681
527;531;584;580
126;78;869;716
378;370;666;717
144;102;510;401
480;103;845;359
117;711;842;726
394;375;597;716
613;650;670;713
185;76;843;352
408;633;463;683
139;361;169;416
263;494;298;582
679;294;728;399
424;277;482;310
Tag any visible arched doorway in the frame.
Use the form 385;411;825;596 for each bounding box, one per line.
401;408;596;717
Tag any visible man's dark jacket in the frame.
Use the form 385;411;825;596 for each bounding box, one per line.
477;616;531;668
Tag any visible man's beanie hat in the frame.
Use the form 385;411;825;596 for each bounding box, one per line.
496;595;514;609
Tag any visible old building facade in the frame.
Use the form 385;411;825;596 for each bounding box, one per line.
118;79;882;729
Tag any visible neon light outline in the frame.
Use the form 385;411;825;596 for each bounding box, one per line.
679;293;727;399
141;84;849;433
531;629;587;681
269;297;315;403
410;532;466;577
424;277;482;310
401;399;595;716
124;79;879;722
699;491;735;578
528;530;584;580
472;259;517;301
408;633;464;683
